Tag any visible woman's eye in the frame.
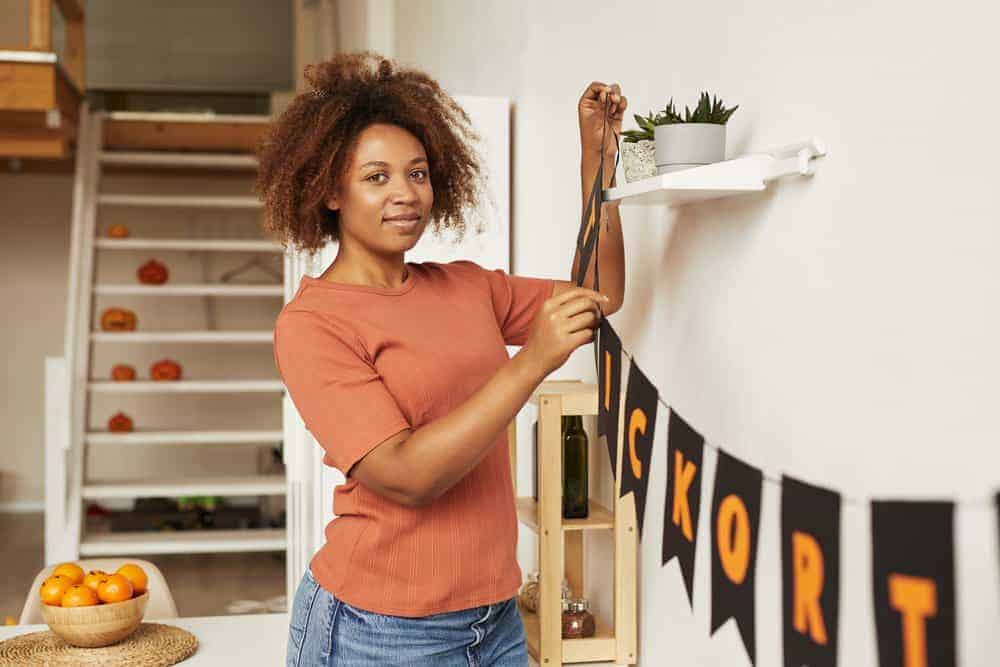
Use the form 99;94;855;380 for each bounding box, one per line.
367;173;388;183
411;169;427;180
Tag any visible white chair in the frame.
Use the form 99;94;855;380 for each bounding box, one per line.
19;558;179;625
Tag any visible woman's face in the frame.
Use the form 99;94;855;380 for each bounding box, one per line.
327;123;433;255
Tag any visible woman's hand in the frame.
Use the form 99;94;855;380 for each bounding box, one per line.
579;81;628;157
522;287;608;377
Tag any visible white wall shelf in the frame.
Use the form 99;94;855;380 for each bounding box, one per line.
100;151;259;169
94;284;283;297
85;430;283;446
604;137;826;207
90;331;273;344
82;474;286;499
88;380;283;394
80;528;286;556
98;194;263;209
96;239;283;253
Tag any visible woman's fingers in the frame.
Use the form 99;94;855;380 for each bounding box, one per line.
564;309;600;334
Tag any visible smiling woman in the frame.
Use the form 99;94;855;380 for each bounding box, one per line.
261;51;615;667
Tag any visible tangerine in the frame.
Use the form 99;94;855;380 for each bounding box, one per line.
61;585;99;607
39;575;72;606
97;574;133;603
51;563;84;585
82;570;109;594
115;563;148;595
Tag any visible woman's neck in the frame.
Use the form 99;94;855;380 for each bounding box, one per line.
322;247;408;290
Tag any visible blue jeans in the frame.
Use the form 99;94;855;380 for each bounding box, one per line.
287;568;529;666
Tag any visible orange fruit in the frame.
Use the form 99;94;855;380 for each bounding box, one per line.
39;575;72;606
115;563;148;595
51;563;84;585
82;570;109;594
97;574;133;603
61;585;99;607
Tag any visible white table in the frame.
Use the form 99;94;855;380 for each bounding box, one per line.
0;613;288;665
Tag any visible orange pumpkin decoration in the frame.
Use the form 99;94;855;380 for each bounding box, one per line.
100;308;137;332
137;259;169;285
106;224;130;238
108;412;134;433
150;359;182;381
110;364;136;381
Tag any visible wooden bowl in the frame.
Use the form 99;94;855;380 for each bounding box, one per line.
41;592;148;647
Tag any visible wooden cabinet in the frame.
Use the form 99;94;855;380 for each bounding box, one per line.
512;380;637;665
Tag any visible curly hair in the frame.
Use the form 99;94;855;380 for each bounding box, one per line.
255;52;487;253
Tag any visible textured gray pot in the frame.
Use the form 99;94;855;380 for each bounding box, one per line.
654;123;726;174
620;139;656;183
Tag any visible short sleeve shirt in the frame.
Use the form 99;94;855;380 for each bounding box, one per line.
274;260;555;616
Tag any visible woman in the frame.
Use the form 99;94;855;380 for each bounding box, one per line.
257;52;627;666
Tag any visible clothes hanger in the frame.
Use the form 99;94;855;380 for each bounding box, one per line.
219;254;283;283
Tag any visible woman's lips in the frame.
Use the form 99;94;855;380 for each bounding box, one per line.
384;216;421;232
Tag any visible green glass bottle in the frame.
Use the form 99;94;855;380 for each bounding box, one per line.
562;415;589;519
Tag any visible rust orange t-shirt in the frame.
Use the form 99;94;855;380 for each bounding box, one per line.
273;259;555;617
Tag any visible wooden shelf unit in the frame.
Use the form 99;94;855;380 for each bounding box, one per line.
0;0;86;159
513;380;637;666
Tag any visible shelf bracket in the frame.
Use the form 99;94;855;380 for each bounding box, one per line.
750;136;827;181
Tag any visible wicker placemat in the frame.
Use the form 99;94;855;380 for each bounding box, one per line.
0;622;198;666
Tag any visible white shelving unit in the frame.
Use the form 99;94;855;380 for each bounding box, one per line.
97;194;263;209
93;284;284;297
91;331;274;344
86;430;284;446
96;239;282;252
80;529;287;557
82;475;286;499
46;109;289;570
604;137;826;206
88;380;284;394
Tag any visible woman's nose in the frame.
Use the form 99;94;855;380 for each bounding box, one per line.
390;180;420;204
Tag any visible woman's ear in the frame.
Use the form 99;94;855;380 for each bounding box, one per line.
325;193;340;212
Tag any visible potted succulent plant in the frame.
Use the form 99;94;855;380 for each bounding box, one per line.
653;93;738;174
620;93;739;181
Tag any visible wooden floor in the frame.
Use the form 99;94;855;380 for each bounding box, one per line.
0;512;285;622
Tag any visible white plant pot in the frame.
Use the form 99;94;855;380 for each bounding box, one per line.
654;123;726;174
620;139;656;183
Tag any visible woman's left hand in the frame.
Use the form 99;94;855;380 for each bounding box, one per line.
578;81;627;157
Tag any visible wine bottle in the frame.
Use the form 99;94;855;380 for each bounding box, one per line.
562;415;589;519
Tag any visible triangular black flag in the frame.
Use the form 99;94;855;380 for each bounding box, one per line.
871;500;956;667
781;475;841;667
661;410;704;608
597;318;623;478
710;449;762;666
618;358;657;537
574;163;603;288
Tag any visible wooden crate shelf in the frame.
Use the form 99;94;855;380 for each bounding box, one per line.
520;605;617;664
512;380;637;665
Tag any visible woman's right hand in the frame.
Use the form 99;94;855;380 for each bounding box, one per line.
522;286;608;377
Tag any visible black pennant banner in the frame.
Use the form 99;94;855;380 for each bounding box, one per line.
574;159;603;288
619;358;657;537
662;410;704;608
871;501;956;667
781;476;841;667
597;318;623;478
710;449;763;666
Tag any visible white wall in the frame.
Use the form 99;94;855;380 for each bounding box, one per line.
394;0;999;664
0;172;74;509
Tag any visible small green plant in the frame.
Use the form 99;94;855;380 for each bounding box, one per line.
622;92;738;143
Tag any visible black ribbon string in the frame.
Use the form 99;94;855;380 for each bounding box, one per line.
575;97;621;321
